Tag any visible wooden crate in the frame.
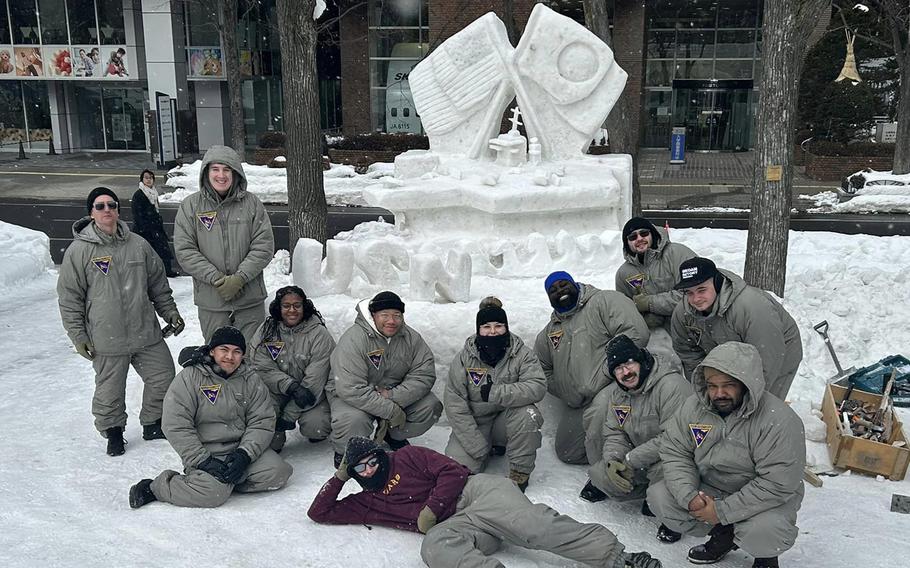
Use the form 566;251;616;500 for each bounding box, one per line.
822;384;910;480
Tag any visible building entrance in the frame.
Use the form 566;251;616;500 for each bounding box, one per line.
673;80;753;151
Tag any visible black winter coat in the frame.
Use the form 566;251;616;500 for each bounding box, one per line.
131;189;172;262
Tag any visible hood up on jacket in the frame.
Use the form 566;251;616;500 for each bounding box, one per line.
198;145;248;202
692;341;765;419
71;216;130;243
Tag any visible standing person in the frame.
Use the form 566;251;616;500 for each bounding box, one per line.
580;335;689;544
250;285;335;452
328;291;441;466
308;436;664;568
128;327;293;509
648;342;805;568
444;297;546;492
173;145;274;345
57;187;185;456
615;217;697;329
535;270;650;465
131;169;178;277
669;258;803;400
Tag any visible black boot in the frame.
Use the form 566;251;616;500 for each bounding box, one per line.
384;432;410;450
580;480;607;502
641;500;656;517
142;420;166;441
106;427;125;456
621;551;663;568
656;523;682;543
276;417;297;432
687;524;737;564
752;558;779;568
490;445;506;456
129;479;157;509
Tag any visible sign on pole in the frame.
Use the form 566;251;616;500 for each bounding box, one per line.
155;92;177;166
670;127;686;164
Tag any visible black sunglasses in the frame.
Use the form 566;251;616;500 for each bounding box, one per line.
352;456;380;473
93;201;119;211
626;229;650;241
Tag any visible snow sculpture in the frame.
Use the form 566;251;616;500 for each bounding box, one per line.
292;238;354;296
409;250;472;303
489;108;528;167
354;241;410;286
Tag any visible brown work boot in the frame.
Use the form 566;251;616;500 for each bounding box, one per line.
509;470;530;492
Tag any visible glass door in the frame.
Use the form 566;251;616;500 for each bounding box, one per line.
673;84;752;151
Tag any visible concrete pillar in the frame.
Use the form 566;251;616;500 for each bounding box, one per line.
47;83;72;153
194;81;229;150
141;0;188;111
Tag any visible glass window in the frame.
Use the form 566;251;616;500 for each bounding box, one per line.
97;0;126;44
186;1;220;45
714;60;753;79
716;30;755;58
647;31;676;59
647;0;686;29
717;0;759;28
0;82;25;149
73;85;105;150
10;1;40;44
38;0;69;44
677;30;714;59
370;29;424;58
0;2;12;45
23;82;52;150
103;88;145;150
68;0;97;44
371;0;422;27
676;60;714;80
642;90;673;147
646;61;673;87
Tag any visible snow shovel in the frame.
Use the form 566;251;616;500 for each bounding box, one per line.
813;320;857;385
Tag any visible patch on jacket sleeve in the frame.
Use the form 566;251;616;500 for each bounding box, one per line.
689;424;713;448
467;368;488;386
197;211;218;230
200;384;222;404
612;405;631;427
264;341;285;361
547;329;564;350
367;349;384;369
625;273;646;290
91;256;112;275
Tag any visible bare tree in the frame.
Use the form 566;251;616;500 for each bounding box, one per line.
217;0;246;160
744;0;830;297
583;0;643;215
277;0;328;247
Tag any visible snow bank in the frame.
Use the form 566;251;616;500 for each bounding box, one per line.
806;168;910;213
0;221;52;291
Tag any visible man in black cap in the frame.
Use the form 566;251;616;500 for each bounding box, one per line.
579;335;689;544
58;187;185;456
309;436;665;568
669;258;802;399
128;326;292;509
615;217;697;329
327;291;442;465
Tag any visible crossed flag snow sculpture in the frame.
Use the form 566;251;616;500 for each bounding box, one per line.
409;4;628;162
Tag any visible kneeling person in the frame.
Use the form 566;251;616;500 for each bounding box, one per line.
309;437;664;568
129;327;292;508
444;297;546;491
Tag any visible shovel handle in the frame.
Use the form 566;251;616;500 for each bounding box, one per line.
813;320;829;336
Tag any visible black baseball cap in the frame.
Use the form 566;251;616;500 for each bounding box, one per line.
674;257;718;290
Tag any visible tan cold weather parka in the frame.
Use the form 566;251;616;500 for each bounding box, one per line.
615;226;697;316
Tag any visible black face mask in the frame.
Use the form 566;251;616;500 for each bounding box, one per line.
547;282;579;312
352;451;391;492
476;333;510;367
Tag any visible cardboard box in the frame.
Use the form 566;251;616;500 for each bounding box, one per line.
822;384;910;480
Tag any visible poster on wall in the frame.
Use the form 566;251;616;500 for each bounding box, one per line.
101;46;129;78
14;47;43;77
72;46;103;77
43;46;73;77
0;46;15;76
188;48;223;78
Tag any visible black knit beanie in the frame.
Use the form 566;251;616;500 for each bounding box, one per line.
476;296;508;334
208;326;246;354
344;436;390;492
369;291;405;314
606;335;644;377
622;217;660;254
86;187;119;212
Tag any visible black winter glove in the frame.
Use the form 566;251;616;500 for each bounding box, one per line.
197;456;229;482
222;448;251;485
287;383;317;408
480;379;493;403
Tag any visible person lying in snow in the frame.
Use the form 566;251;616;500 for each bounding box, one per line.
308;436;664;568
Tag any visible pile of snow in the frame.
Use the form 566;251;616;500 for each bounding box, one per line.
2;226;909;566
162;160;396;206
0;221;53;290
808;169;910;213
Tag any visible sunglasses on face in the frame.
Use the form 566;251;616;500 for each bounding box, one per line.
352;456;380;473
626;229;650;241
93;201;119;211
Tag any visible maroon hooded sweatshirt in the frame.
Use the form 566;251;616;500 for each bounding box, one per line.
308;445;471;532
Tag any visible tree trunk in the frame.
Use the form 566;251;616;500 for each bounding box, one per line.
277;0;328;248
893;53;910;173
502;0;520;46
219;0;246;160
744;0;828;296
583;0;610;43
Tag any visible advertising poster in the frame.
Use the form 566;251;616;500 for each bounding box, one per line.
72;46;103;78
43;46;73;77
0;46;14;76
101;46;129;78
14;47;43;77
188;48;223;78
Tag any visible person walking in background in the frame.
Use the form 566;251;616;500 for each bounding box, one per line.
131;169;178;277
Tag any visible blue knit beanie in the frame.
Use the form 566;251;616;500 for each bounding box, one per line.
545;271;577;292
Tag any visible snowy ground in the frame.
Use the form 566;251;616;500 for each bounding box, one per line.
1;223;909;567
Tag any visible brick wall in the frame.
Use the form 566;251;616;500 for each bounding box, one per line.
805;154;894;181
612;0;646;149
340;1;370;136
429;1;534;48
